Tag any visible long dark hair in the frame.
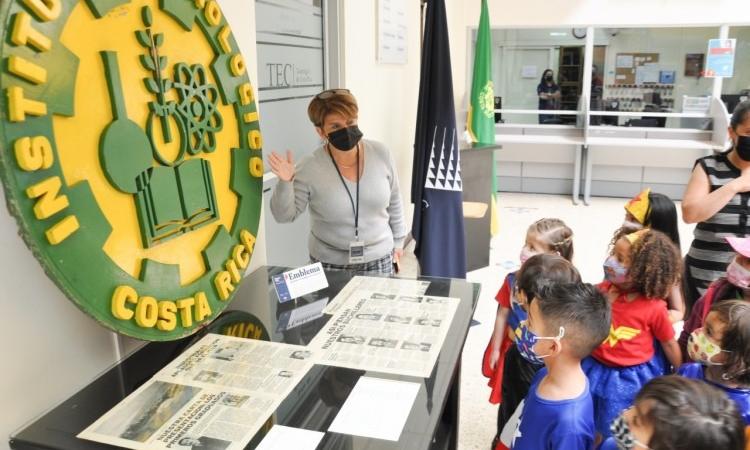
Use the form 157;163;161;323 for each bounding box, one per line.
539;69;555;86
645;192;681;251
637;376;745;450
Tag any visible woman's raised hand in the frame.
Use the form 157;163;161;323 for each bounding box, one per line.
268;150;295;182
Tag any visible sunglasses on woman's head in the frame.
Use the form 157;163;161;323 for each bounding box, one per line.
315;88;350;100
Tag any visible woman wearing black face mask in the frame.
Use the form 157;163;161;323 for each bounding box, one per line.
268;89;406;275
537;69;561;124
682;100;750;312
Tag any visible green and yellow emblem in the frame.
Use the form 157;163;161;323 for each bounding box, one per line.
478;80;494;119
0;0;264;340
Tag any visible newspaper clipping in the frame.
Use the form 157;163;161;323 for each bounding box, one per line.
312;290;459;378
324;276;431;315
78;335;316;450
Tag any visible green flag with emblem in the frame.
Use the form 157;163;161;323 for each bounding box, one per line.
467;0;499;235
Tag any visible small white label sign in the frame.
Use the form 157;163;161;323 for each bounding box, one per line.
272;262;328;302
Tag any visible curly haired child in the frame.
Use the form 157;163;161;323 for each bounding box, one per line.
618;188;685;321
584;229;683;440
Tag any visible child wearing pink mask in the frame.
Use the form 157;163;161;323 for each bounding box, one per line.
679;236;750;361
482;218;574;448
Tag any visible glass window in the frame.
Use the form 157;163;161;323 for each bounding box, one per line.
721;26;750;114
590;27;716;128
487;28;587;125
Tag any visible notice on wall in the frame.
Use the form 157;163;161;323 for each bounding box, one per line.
521;65;538;79
378;0;408;64
78;335;316;450
324;276;431;315
635;63;660;85
615;53;659;85
310;290;459;378
705;38;736;78
616;54;634;69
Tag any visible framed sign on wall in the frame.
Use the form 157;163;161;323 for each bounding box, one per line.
685;53;705;77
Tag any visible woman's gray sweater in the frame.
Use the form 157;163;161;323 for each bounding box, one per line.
270;139;407;265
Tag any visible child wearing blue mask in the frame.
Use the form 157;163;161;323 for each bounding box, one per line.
585;229;683;441
497;282;610;450
483;219;574;449
600;376;745;450
677;299;750;424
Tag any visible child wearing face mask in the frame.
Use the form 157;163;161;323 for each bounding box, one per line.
496;282;610;450
482;219;574;447
679;236;750;361
486;254;581;449
619;189;684;322
677;299;750;424
584;229;683;440
600;376;745;450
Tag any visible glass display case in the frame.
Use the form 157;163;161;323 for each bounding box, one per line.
10;266;480;450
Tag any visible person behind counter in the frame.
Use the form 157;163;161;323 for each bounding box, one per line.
537;69;561;124
268;89;406;276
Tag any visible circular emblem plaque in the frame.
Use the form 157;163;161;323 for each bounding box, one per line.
0;0;264;340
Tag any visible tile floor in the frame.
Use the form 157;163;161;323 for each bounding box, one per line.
452;192;696;450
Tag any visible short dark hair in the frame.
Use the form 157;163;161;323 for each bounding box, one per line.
710;299;750;384
730;99;750;130
636;376;745;450
534;282;610;359
516;253;581;303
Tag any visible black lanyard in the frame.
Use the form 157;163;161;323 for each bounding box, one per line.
327;143;360;240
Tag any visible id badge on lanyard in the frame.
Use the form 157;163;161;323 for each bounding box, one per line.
328;144;364;265
349;239;365;264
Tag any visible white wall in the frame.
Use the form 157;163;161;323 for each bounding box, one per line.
341;0;465;227
1;2;262;448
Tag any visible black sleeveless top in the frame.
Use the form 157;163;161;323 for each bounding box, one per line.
686;151;750;294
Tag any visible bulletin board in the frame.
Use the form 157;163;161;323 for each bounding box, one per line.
615;53;660;85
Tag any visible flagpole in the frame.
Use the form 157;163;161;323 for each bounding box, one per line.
420;0;426;51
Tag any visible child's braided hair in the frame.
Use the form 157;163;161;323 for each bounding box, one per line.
528;218;574;262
